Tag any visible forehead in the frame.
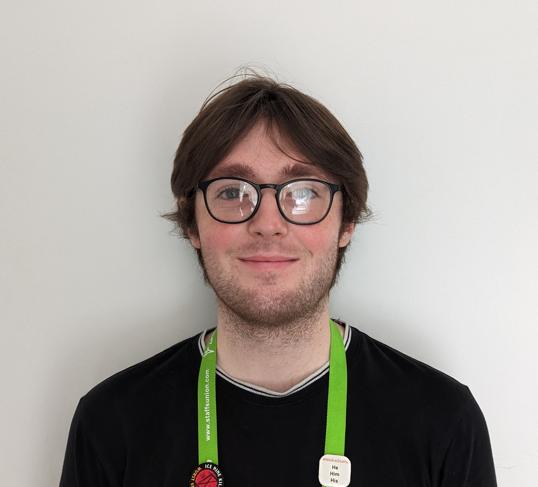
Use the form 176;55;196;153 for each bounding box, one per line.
206;123;333;183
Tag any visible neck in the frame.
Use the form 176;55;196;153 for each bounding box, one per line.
207;298;343;393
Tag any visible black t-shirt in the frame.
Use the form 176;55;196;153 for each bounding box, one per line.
60;325;497;486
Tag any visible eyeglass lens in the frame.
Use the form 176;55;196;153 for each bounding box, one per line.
204;179;332;224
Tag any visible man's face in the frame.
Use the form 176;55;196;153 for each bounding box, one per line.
189;123;353;327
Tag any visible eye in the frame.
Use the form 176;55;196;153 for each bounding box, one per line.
287;185;319;201
217;186;242;200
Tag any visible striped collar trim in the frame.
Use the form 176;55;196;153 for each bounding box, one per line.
198;322;351;398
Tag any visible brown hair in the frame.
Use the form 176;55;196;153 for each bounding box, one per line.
164;72;370;283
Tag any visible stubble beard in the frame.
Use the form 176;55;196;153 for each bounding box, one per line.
200;241;339;336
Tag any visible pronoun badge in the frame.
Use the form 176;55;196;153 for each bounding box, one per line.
318;454;351;486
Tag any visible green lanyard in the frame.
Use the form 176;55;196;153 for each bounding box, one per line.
197;328;219;465
195;320;349;486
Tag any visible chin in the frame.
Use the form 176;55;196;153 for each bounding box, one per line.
219;288;328;329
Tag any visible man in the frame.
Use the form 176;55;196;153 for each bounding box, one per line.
60;75;497;486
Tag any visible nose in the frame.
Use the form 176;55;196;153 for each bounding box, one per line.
247;188;288;237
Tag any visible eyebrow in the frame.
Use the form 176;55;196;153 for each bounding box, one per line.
279;163;328;180
208;163;256;180
208;162;329;182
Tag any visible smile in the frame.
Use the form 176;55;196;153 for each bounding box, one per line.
238;255;299;271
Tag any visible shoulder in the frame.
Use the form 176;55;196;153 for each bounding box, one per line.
61;334;204;484
349;326;469;399
347;326;477;439
342;325;496;484
78;333;201;423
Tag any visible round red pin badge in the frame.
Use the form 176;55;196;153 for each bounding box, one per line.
190;463;223;487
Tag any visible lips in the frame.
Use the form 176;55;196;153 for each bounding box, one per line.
238;255;299;270
239;255;298;262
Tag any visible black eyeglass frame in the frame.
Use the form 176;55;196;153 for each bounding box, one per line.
196;177;341;225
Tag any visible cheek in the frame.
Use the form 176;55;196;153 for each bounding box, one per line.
294;224;341;256
196;217;243;255
199;228;232;251
305;198;344;251
192;194;226;250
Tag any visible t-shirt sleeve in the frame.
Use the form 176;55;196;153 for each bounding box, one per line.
59;400;114;487
437;388;497;487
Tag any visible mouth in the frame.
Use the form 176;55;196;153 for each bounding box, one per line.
238;255;299;271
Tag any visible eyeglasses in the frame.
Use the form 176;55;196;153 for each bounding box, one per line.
196;177;341;225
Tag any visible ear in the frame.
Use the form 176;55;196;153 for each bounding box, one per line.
338;223;354;248
188;228;201;249
181;195;202;249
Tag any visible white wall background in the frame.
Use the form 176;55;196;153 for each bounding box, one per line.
1;1;537;485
